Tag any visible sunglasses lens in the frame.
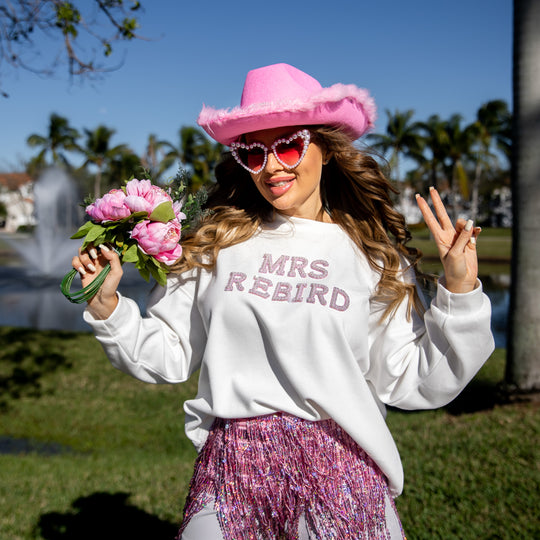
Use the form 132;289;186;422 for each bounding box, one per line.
275;138;305;167
233;130;309;173
237;147;265;172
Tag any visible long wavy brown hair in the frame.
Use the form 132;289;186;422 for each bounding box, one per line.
171;126;425;320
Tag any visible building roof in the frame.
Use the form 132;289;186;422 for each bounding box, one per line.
0;172;33;190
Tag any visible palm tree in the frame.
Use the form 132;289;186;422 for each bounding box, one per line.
79;125;129;198
190;135;223;191
475;100;512;157
140;133;169;183
161;126;223;191
107;151;143;191
368;109;425;184
506;0;540;396
469;100;512;222
443;114;477;220
26;113;80;169
417;114;451;191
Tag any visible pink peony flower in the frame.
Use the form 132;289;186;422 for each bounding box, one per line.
124;178;172;215
131;219;183;265
86;189;131;222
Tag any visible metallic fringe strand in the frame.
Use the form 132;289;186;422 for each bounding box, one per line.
177;413;403;539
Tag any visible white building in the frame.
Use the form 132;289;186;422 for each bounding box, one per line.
0;173;36;232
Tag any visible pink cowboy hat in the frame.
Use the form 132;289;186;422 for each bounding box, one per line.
197;63;377;145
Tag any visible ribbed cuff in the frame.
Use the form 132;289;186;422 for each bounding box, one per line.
433;278;485;316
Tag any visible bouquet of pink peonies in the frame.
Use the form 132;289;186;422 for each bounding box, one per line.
61;171;207;303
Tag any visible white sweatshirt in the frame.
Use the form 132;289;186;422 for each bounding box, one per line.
84;215;494;496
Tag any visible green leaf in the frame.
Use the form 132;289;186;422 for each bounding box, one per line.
113;211;148;224
147;256;162;269
70;221;95;239
134;252;147;266
149;201;175;223
122;243;140;263
149;264;168;287
83;233;106;250
138;265;150;282
85;224;107;244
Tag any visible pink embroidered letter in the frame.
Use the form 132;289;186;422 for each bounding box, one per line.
306;284;329;305
225;272;247;291
272;282;292;302
259;254;290;276
330;287;350;311
249;276;273;299
287;257;308;278
308;259;329;279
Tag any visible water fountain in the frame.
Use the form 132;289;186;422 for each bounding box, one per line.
12;168;83;277
0;168;151;331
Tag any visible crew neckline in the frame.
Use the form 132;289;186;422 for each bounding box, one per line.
272;213;340;228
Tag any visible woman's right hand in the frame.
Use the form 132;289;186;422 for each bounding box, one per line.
71;243;123;320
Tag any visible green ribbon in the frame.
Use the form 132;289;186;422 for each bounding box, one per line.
60;264;112;304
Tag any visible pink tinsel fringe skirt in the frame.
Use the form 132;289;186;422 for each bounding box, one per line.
177;413;403;539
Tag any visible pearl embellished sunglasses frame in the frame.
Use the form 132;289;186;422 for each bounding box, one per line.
231;129;311;175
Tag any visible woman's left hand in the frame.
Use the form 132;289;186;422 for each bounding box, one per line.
415;187;481;294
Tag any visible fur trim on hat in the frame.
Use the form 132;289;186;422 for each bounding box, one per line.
199;83;376;130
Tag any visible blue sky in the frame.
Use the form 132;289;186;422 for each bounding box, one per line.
0;0;512;172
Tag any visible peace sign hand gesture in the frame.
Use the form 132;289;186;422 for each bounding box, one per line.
415;187;481;294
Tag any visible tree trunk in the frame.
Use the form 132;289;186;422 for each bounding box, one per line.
94;167;103;200
505;0;540;394
470;162;481;224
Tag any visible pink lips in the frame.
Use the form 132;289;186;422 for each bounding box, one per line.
266;175;294;196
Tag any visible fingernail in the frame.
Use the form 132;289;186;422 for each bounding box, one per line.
89;248;98;259
88;263;96;272
78;267;86;276
99;244;110;252
470;236;477;245
415;193;421;199
465;219;474;232
429;186;435;191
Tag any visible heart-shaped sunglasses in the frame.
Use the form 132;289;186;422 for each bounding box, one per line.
231;129;311;174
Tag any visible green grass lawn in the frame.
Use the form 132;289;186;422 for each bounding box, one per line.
410;227;511;277
410;227;512;261
0;328;537;539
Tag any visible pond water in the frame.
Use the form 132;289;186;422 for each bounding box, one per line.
0;262;152;332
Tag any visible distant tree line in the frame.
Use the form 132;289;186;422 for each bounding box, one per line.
22;98;511;226
367;100;511;225
24;114;223;198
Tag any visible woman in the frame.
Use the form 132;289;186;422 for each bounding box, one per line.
73;63;494;539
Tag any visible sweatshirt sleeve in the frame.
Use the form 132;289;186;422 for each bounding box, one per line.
83;269;206;384
366;272;495;410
